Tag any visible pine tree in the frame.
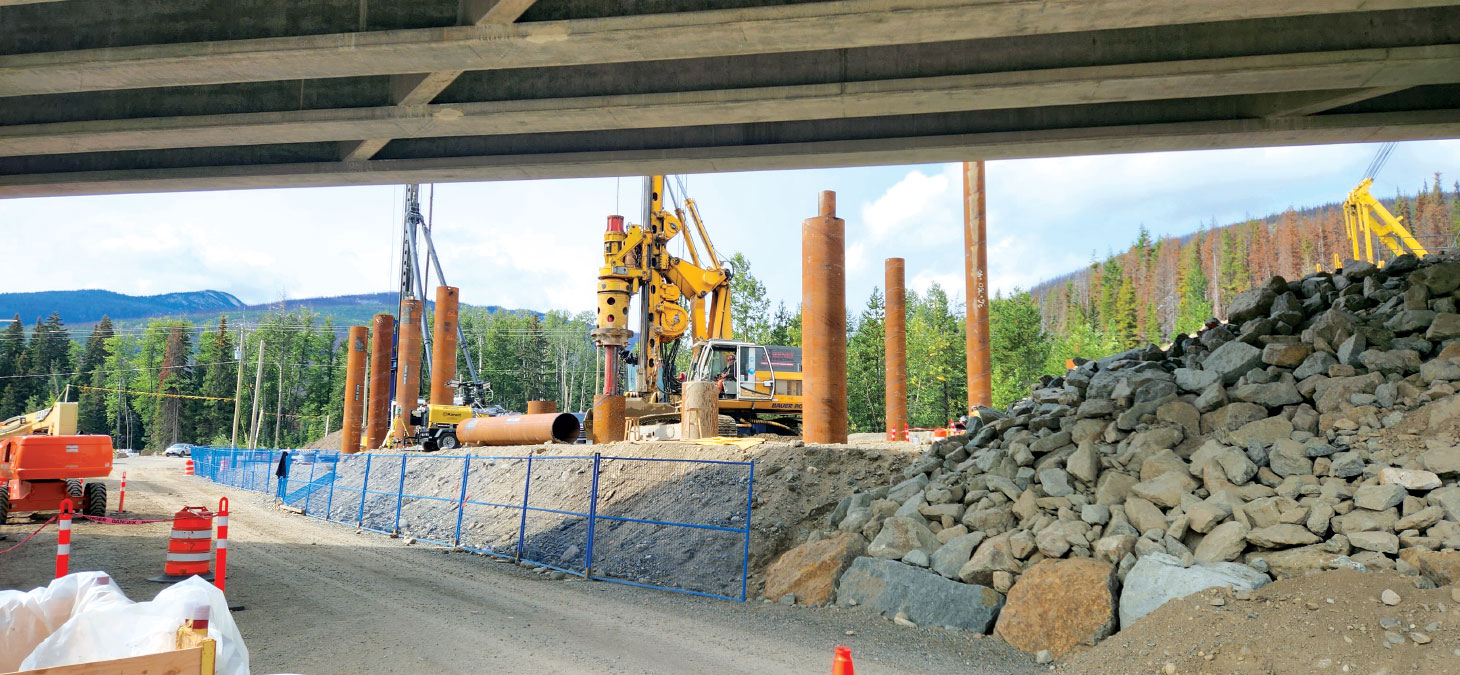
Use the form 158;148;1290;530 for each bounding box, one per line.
75;317;115;434
846;288;886;433
0;315;25;418
1174;240;1213;338
149;325;193;449
196;318;237;443
989;291;1050;408
728;252;771;343
1113;274;1138;348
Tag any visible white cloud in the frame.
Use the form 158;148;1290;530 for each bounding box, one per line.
845;241;867;275
859;165;960;242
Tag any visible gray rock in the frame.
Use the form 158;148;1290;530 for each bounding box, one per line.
1354;484;1407;511
1328;451;1365;478
1118;552;1270;628
930;532;986;579
1195;521;1250;562
1427;486;1460;522
1385;310;1436;334
1066;442;1100;484
1293;351;1339;380
1347;531;1399;554
1038;468;1074;497
1227;288;1277;324
1246;524;1321;548
1081;504;1112;525
1412;262;1460;295
1229;416;1295;448
1175;367;1222;394
1195;383;1228;413
868;517;939;559
1262;342;1311;368
837;557;1005;633
1231;381;1303;407
1268;439;1314;477
1336;334;1367;366
1422;444;1460;475
1425;313;1460;341
1360;349;1421;375
1205;341;1264;385
1130;472;1197;508
1421;358;1460;384
902;548;931;567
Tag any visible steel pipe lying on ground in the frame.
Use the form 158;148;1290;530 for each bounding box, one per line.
456;413;581;445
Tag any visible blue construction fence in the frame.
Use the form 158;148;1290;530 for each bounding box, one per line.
188;447;755;601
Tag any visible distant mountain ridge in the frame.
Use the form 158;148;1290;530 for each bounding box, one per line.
0;289;246;324
1;289;528;337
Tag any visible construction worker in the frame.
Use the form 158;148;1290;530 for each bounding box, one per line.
716;352;738;397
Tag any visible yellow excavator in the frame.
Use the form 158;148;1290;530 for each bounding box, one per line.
591;175;803;438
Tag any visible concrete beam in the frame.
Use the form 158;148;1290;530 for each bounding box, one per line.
1258;86;1408;118
7;45;1457;157
5;0;1455;96
3;110;1455;199
342;0;538;161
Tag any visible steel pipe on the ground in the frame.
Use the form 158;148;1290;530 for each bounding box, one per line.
456;413;582;445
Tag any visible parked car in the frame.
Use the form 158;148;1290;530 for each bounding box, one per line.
163;444;191;457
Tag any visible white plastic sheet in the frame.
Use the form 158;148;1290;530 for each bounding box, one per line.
6;573;249;675
0;571;129;672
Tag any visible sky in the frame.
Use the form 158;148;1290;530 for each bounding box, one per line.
1;139;1457;317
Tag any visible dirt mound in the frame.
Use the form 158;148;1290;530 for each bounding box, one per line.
1063;569;1460;673
304;429;344;450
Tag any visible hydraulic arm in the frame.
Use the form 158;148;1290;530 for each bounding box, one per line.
1342;178;1428;266
592;175;733;402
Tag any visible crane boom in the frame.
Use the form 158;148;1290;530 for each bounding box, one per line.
1342;178;1428;266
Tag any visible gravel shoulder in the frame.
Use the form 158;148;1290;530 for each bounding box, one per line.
0;456;1039;674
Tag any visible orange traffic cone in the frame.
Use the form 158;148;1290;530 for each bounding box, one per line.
832;646;854;675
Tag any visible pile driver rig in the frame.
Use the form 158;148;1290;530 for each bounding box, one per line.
591;176;803;437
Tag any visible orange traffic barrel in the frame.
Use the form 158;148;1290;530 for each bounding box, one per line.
185;459;195;476
148;506;215;583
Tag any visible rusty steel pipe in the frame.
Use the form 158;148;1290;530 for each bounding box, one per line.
963;161;992;412
456;413;582;446
394;299;424;442
593;393;626;443
526;400;558;415
365;313;395;449
885;258;908;442
802;190;848;444
341;326;369;454
430;285;460;405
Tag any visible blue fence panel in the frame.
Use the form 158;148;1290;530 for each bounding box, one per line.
588;457;753;600
396;455;466;547
519;456;595;575
457;456;527;559
359;454;404;534
189;447;754;601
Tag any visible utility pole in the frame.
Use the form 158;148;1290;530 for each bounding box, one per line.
230;329;245;447
273;338;286;448
248;340;266;449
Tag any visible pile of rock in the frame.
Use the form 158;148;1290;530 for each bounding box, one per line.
765;254;1460;659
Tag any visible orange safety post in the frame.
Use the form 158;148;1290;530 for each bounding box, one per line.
832;646;854;675
149;506;215;583
117;472;128;513
55;499;74;578
185;459;194;476
215;497;229;593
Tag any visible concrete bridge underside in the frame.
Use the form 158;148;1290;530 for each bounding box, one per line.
1;0;1458;198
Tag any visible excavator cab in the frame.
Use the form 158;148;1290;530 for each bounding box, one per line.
694;341;775;401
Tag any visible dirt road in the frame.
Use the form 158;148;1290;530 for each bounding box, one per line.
1;457;1038;674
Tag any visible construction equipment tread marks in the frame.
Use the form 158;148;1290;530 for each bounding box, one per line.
66;478;83;498
84;482;107;517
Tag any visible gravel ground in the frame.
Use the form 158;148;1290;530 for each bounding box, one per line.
1063;568;1460;673
0;456;1041;674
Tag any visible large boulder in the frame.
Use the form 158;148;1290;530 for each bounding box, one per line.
1246;545;1366;579
836;557;1004;633
1118;552;1270;628
1205;341;1263;385
930;531;985;580
763;533;867;606
867;517;938;560
1226;288;1276;324
994;558;1119;659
